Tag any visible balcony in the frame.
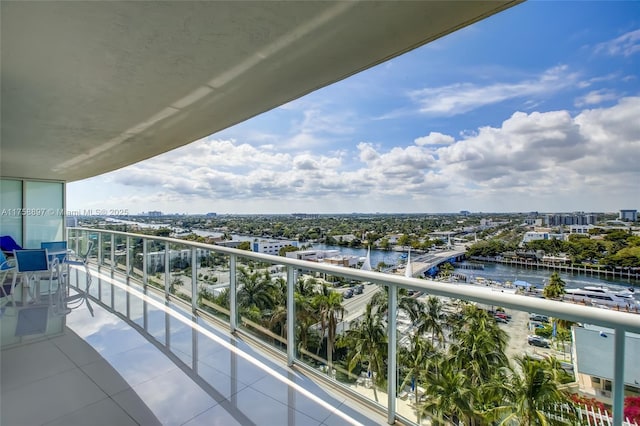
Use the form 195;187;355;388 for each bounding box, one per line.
2;228;639;425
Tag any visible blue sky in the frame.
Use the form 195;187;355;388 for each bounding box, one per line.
68;1;640;215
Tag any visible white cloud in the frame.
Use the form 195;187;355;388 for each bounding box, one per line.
409;65;578;116
414;132;455;146
69;97;640;213
575;89;619;107
595;29;640;57
434;97;640;199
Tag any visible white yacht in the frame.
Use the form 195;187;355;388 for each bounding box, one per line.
564;286;639;309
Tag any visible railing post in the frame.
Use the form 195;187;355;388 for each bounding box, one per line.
164;241;170;297
191;247;197;312
142;238;148;288
97;233;103;268
110;233;115;274
125;236;131;282
613;327;625;426
287;266;296;366
229;254;237;333
387;283;397;425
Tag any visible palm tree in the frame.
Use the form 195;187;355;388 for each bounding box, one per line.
268;303;288;345
296;276;318;297
418;296;446;347
420;355;479;425
544;272;566;299
343;302;387;402
294;292;317;356
399;336;436;422
484;356;578;425
313;286;345;373
236;266;276;311
370;285;422;322
449;305;509;397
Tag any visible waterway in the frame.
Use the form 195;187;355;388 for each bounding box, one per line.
106;220;637;298
452;261;640;302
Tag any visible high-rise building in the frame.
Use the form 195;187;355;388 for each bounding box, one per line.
620;209;638;222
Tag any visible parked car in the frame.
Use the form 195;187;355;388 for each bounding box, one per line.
527;335;550;348
495;312;509;321
354;284;364;295
529;313;549;323
343;289;354;299
494;316;509;324
530;321;546;329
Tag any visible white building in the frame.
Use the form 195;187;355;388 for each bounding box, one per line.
142;248;210;272
323;255;360;267
252;239;297;256
522;231;565;244
286;249;339;261
569;225;594;235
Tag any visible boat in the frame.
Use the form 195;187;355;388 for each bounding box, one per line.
564;286;639;309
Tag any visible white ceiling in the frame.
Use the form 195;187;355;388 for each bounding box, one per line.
1;1;520;182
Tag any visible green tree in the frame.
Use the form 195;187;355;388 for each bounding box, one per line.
169;276;183;294
420;355;479;425
278;244;299;256
399;337;436;422
237;241;251;251
484;356;577;425
236;266;276;311
449;305;508;387
420;296;446;347
313;286;345;373
343;302;387;402
543;272;566;299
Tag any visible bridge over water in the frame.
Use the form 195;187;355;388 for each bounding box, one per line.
397;248;466;278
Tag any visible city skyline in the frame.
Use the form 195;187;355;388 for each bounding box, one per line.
68;2;640;215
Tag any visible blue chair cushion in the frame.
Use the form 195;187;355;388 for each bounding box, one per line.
0;235;23;253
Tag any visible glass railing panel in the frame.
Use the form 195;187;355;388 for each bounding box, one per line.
235;255;289;353
166;242;193;306
87;231;99;264
320;277;389;413
114;234;127;273
96;232;106;267
145;239;166;292
129;236;143;280
196;251;231;322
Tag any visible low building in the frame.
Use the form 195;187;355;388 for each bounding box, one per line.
252;239;297;256
522;231;565;243
573;325;640;404
286;249;339;261
323;255;360;267
141;248;210;272
569;225;594;234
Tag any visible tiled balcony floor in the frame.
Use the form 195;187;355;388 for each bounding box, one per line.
1;267;386;426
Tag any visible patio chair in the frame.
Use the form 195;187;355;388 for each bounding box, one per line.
59;241;94;316
0;250;17;309
12;249;55;306
41;241;68;264
0;235;23;256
